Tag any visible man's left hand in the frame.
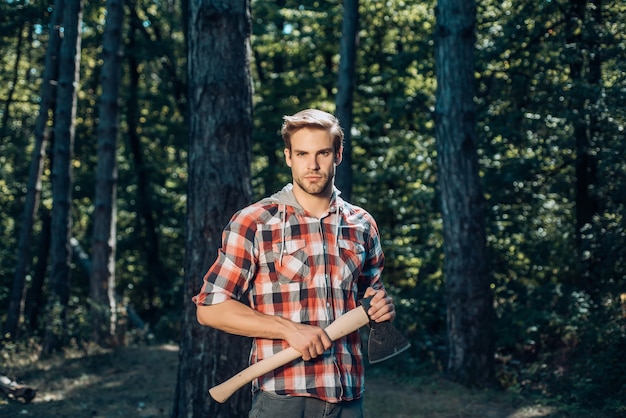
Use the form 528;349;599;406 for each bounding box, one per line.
363;287;396;323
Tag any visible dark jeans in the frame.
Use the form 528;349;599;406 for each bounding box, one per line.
249;391;364;418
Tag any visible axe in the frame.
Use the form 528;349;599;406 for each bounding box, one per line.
209;296;411;403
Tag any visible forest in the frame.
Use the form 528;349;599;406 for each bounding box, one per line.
1;0;625;416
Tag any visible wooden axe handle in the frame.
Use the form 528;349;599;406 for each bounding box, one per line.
209;302;370;403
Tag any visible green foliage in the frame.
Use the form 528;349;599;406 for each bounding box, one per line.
475;0;626;413
0;0;187;337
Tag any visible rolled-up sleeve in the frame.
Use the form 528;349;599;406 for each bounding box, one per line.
192;210;258;306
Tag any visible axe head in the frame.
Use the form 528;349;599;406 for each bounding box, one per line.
360;297;411;364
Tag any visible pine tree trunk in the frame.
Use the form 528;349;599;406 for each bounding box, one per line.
91;0;124;346
42;0;83;356
173;0;254;416
0;20;25;139
569;0;601;292
123;5;169;325
434;0;494;387
24;210;52;332
3;0;64;341
334;0;359;202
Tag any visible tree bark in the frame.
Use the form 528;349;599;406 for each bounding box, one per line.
568;0;601;292
0;20;26;140
3;0;64;340
434;0;494;387
91;0;124;345
173;0;254;416
122;4;169;324
335;0;359;202
24;210;52;333
42;0;83;356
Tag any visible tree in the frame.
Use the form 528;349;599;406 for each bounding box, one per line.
567;0;602;293
42;0;84;356
0;12;26;140
123;2;175;326
173;0;254;416
90;0;124;345
3;0;64;340
0;0;625;411
434;0;494;386
334;0;359;201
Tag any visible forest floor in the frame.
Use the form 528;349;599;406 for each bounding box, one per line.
0;343;610;418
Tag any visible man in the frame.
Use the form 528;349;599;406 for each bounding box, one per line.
193;109;396;417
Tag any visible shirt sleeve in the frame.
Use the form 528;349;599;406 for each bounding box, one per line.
192;209;258;306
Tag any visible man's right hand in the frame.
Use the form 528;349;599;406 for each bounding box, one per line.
196;300;332;360
283;323;332;361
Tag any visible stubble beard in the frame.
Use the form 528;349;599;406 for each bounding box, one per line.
294;172;334;197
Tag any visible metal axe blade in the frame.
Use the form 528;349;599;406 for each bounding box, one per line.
360;297;411;363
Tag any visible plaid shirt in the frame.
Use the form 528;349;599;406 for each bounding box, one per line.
193;184;385;402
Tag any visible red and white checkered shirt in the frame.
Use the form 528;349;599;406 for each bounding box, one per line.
193;184;385;402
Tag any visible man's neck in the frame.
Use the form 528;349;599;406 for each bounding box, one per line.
292;186;332;218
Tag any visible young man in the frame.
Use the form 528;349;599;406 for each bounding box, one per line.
193;109;396;417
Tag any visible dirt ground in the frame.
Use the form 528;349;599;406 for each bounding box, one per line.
0;344;607;418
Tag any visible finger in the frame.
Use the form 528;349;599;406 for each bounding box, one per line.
368;304;386;321
364;290;384;315
372;290;386;303
369;291;387;310
375;300;397;323
363;287;377;298
311;341;325;358
369;296;394;320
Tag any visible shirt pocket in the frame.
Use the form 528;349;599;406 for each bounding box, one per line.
337;239;366;283
272;239;310;284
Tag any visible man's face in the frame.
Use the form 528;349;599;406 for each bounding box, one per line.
284;127;342;197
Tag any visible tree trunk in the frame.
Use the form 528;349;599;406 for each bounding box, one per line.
334;0;358;202
569;0;601;292
91;0;124;346
173;0;254;417
3;0;64;340
1;20;26;140
24;210;52;333
42;0;83;356
125;4;169;324
434;0;494;387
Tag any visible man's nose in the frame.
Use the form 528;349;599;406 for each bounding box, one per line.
307;155;320;169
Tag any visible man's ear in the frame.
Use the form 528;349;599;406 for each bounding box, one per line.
335;147;343;166
284;148;292;167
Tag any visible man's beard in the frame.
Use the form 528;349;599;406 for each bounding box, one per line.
294;172;334;196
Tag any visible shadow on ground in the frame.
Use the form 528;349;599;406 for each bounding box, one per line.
0;344;610;418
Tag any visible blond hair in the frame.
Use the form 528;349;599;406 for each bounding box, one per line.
281;109;344;154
